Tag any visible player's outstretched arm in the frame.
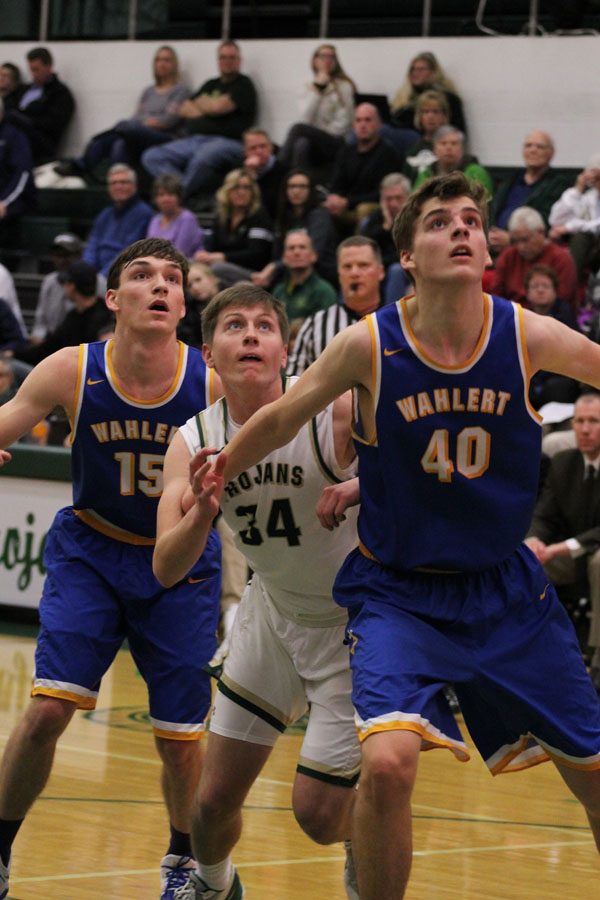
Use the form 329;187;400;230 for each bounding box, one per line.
154;437;223;587
524;309;600;389
219;319;372;482
0;347;79;462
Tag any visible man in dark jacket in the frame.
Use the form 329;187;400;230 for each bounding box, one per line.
526;392;600;688
5;47;74;165
0;97;36;221
323;103;401;230
488;130;570;256
15;261;111;365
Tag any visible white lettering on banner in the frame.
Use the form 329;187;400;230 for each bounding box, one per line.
0;477;71;609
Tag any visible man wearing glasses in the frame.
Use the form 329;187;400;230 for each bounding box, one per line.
142;41;257;200
488;129;570;255
82;164;153;276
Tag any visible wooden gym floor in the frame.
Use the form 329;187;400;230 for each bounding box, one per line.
0;627;596;899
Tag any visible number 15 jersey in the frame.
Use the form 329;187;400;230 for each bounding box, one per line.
179;377;358;625
71;339;217;544
356;294;542;573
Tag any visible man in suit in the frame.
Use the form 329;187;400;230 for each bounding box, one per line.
526;392;600;686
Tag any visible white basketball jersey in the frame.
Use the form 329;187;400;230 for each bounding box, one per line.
179;378;358;624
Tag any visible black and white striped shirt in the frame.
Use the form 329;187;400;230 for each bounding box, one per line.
286;304;363;375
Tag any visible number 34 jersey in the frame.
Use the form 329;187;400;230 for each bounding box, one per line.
71;339;217;543
357;294;542;573
179;377;359;624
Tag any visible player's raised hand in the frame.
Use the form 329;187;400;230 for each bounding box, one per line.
187;447;226;520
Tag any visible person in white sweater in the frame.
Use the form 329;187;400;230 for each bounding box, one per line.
549;152;600;279
277;44;356;173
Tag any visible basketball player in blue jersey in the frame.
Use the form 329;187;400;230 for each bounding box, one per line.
0;238;222;900
190;173;600;899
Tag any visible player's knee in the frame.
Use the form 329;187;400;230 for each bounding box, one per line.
293;793;341;844
196;776;241;823
155;735;201;770
361;742;418;806
22;696;75;744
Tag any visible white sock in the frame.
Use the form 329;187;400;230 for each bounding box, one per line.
197;857;233;890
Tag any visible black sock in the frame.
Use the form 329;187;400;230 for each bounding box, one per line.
167;824;192;858
0;818;24;866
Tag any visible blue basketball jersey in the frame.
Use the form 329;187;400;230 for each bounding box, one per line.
71;339;217;543
355;294;542;572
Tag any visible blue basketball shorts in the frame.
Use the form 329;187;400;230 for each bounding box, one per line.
334;543;600;774
33;508;221;739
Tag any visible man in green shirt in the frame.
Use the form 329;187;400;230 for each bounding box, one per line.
272;230;337;324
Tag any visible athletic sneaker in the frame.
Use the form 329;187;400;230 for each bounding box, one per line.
0;854;9;900
160;854;197;899
343;840;359;900
173;869;244;899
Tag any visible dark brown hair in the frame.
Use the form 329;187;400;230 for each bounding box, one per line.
107;238;189;291
392;171;489;253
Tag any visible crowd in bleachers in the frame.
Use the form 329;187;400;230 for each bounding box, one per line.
2;39;600;433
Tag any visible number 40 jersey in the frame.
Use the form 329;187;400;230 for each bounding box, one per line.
71;340;217;544
357;294;542;573
179;377;359;625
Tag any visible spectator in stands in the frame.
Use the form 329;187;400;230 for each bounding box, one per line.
277;43;355;173
142;40;257;199
55;46;189;178
286;235;384;375
5;47;74;165
488;206;578;307
360;172;412;304
0;357;38;443
525;264;578;326
0;261;26;334
549;153;600;281
412;125;494;195
525;391;600;691
16;261;111;365
31;233;106;343
194;168;273;287
489;130;570;255
389;51;466;147
241;128;285;220
271;230;336;322
254;169;338;288
0;357;29;405
177;261;220;350
324;103;401;231
83;164;153;276
146;174;205;257
403;89;449;181
524;265;581;408
0;63;22;111
0;97;36;226
0;298;27;353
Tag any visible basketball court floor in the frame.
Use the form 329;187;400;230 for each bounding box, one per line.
0;626;596;898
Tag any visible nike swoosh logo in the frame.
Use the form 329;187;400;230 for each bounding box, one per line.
87;378;104;385
539;584;550;601
384;347;404;356
188;576;209;584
